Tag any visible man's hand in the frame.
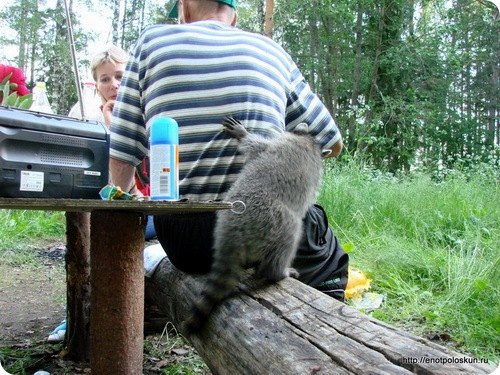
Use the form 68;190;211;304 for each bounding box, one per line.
109;157;137;194
327;138;343;158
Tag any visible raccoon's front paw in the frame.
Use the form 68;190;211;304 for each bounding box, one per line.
183;313;204;335
222;117;248;140
289;268;300;279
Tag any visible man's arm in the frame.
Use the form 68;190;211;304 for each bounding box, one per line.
109;157;141;196
326;138;343;158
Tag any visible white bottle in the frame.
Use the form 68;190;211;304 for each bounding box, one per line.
68;81;102;121
30;81;54;114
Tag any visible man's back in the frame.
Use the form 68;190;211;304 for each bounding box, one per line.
111;21;339;200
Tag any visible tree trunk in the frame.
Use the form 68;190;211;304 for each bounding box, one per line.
365;2;385;125
51;0;75;115
264;0;274;38
17;0;29;71
111;0;121;45
348;3;364;152
486;16;499;148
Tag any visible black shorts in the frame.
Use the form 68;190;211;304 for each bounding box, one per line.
154;204;348;301
154;211;216;274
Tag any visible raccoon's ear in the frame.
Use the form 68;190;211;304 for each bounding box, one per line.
322;149;332;158
293;123;309;134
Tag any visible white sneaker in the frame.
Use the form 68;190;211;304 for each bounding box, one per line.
144;243;167;278
47;330;65;343
47;320;66;343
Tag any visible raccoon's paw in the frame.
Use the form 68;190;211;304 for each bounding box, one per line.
182;312;205;335
289;268;300;279
222;117;247;140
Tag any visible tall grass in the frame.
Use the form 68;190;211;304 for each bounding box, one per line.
318;159;499;365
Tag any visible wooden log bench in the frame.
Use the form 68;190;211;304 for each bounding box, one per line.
145;257;495;375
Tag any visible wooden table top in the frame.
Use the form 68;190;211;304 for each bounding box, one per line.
0;198;232;215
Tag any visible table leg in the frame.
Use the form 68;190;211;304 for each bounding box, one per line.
89;211;146;375
65;211;91;361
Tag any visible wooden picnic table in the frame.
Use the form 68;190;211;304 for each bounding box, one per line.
0;198;231;375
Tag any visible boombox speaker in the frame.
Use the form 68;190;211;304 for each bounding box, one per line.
0;106;109;199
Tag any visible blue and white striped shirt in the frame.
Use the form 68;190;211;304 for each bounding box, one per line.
110;21;341;201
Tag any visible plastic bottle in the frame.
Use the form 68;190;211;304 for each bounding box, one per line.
68;81;102;121
149;117;179;201
30;81;54;114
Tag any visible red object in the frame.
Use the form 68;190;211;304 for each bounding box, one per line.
135;158;150;196
0;64;30;96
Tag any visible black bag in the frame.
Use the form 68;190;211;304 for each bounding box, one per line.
293;204;349;302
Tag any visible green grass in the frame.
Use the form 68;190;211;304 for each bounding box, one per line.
318;159;499;366
143;323;209;374
0;209;66;265
0;342;63;375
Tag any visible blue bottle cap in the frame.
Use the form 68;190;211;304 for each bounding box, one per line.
150;117;179;145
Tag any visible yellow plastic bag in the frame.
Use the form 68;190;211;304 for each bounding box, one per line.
345;266;371;299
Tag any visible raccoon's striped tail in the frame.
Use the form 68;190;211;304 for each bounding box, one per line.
183;259;242;334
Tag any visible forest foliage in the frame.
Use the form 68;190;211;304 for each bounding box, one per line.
0;0;499;174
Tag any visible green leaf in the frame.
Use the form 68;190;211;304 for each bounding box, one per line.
342;243;355;253
17;94;33;109
473;279;488;293
0;80;33;108
0;73;13;85
6;92;18;106
423;310;439;319
372;310;388;320
1;82;9;105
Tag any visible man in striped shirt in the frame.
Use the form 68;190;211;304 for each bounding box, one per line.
109;0;347;298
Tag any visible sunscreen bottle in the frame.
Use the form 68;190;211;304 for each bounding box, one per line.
149;117;179;201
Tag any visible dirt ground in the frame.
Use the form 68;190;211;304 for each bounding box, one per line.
0;243;67;348
0;242;207;375
0;242;75;375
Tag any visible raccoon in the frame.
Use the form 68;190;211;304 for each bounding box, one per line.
184;116;328;333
